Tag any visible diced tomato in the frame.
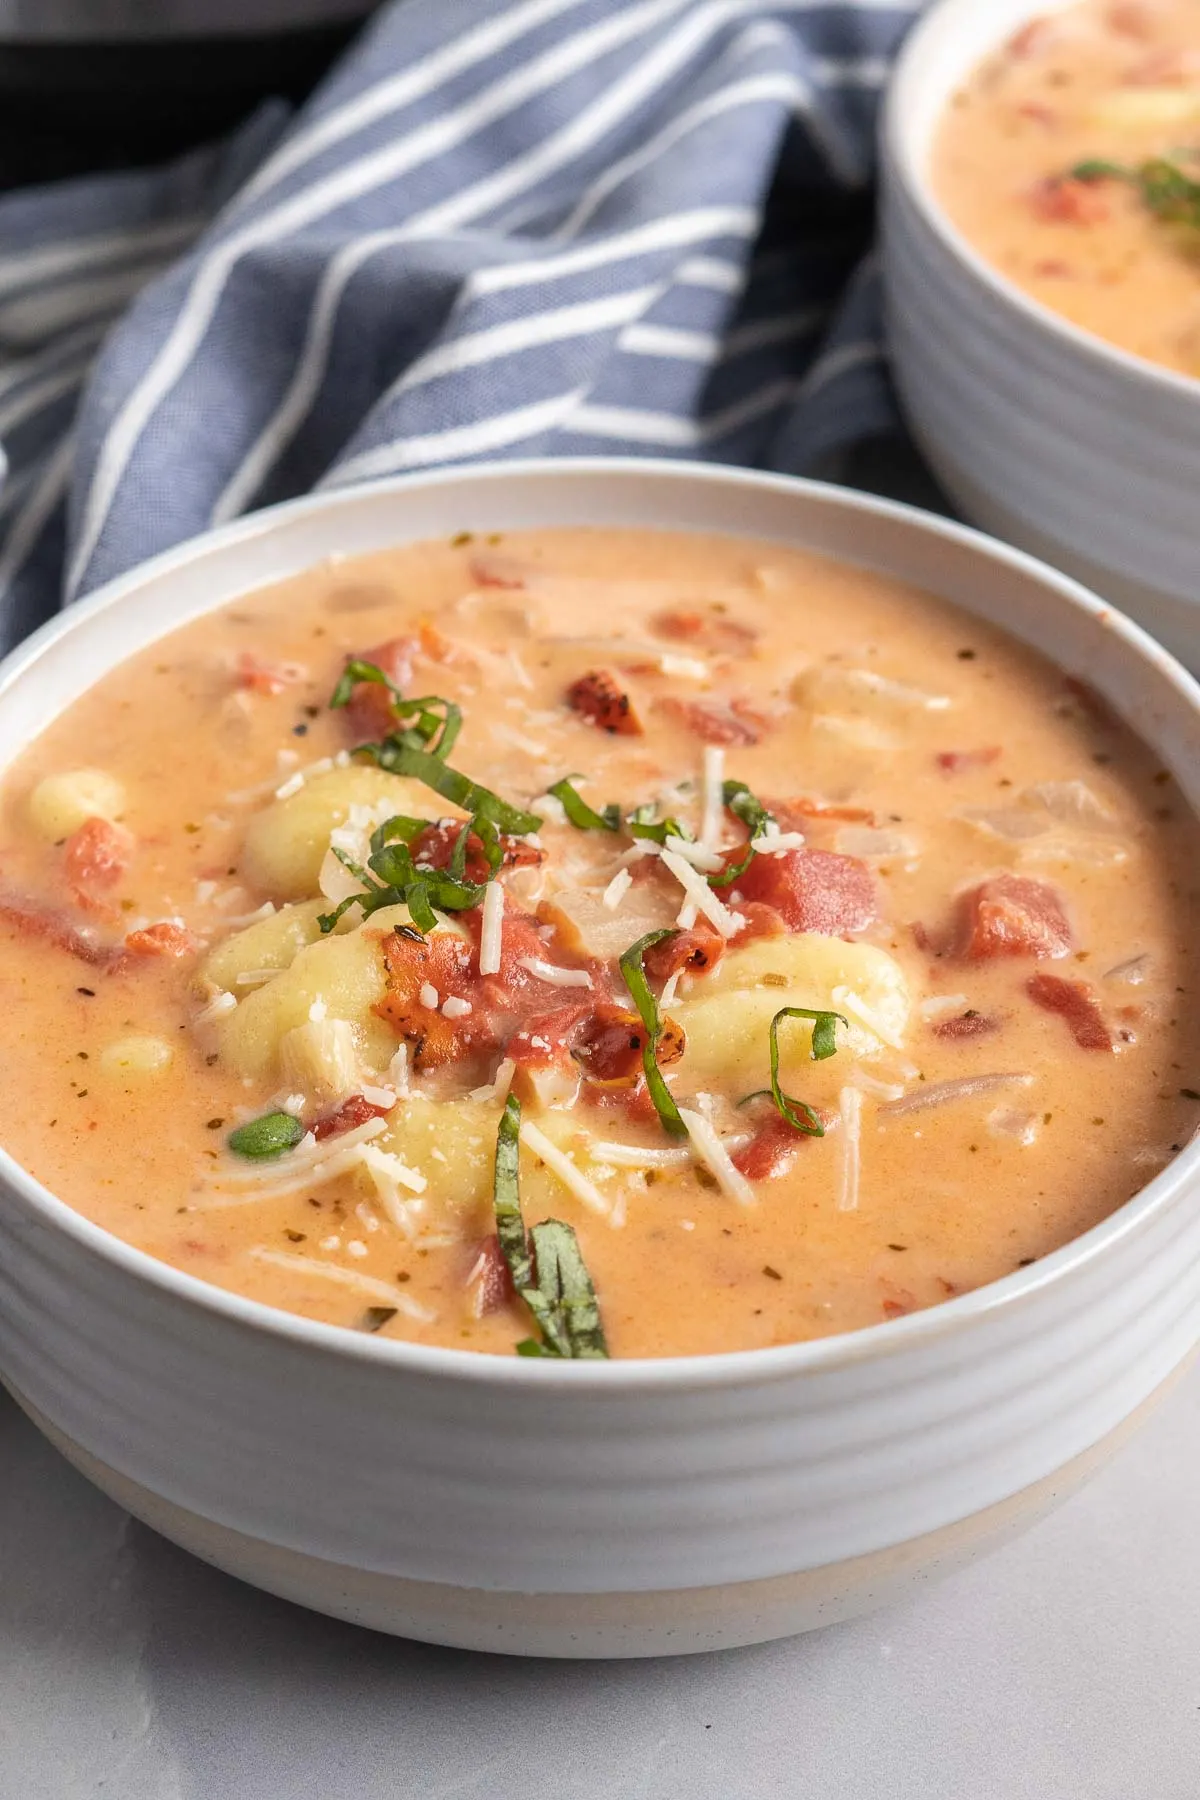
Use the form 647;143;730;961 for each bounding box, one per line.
654;694;766;746
641;923;725;986
650;609;758;653
651;608;704;639
936;747;1002;774
728;848;876;936
567;669;642;736
932;1010;1000;1041
954;874;1073;961
342;636;417;740
1027;972;1112;1051
124;922;197;958
1029;176;1111;225
733;901;788;943
0;894;114;966
373;926;491;1069
1108;3;1154;38
768;797;873;826
312;1093;393;1141
410;819;543;886
236;652;304;697
63;817;133;905
1007;17;1058;57
467;1234;515;1317
880;1281;917;1320
731;1114;808;1182
417;618;455;661
571;1001;684;1088
469;553;527;590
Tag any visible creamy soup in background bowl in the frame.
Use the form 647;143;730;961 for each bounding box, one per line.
881;0;1200;669
2;460;1200;1658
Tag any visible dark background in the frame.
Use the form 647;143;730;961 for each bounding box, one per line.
0;19;365;193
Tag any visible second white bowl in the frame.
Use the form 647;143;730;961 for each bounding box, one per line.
881;0;1200;670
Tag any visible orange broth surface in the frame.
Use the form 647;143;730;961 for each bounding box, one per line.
934;1;1200;378
0;526;1196;1359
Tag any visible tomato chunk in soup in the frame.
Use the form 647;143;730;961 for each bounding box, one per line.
0;524;1194;1361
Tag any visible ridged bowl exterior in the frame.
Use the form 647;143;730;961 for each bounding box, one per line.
0;461;1198;1654
881;0;1200;669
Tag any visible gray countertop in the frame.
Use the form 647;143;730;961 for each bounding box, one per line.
4;1363;1198;1800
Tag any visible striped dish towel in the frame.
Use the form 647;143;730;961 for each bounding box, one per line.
0;0;922;651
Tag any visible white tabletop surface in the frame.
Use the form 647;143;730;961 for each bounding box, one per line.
5;447;1199;1799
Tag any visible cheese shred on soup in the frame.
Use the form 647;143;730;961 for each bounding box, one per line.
0;527;1196;1359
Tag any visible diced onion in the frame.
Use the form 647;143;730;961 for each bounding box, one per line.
987;1106;1040;1146
519;1120;611;1216
479;880;504;976
1104;953;1151;986
834;826;920;861
677;1105;755;1206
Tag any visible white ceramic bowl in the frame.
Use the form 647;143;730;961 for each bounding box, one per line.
881;0;1200;670
2;460;1200;1660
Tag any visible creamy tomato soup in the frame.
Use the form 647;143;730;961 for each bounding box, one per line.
0;527;1196;1360
935;2;1200;377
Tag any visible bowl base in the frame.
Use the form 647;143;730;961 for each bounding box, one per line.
9;1380;1165;1659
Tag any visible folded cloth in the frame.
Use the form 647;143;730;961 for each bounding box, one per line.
0;0;922;653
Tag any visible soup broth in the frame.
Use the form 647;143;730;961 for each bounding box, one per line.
0;527;1195;1359
934;1;1200;378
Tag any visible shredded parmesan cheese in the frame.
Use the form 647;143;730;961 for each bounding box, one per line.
273;771;305;800
194;989;236;1027
387;1044;410;1097
660;849;745;939
442;994;473;1019
519;1120;610;1216
835;1086;862;1213
700;745;725;849
590;1140;694;1168
918;994;970;1021
247;1248;435;1319
200;1116;388;1193
419;982;440;1011
663;833;724;874
479;880;504;976
359;1084;397;1109
516;956;593;989
832;984;907;1053
660;653;710;679
677;1106;755;1206
469;1056;516;1103
602;867;633;911
660;970;682;1008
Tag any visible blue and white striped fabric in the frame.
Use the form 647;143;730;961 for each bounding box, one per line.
0;0;922;652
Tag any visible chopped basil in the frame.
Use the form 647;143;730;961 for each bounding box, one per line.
330;659;462;760
316;811;493;934
361;738;541;836
548;777;621;833
709;779;775;888
491;1094;608;1359
741;1005;847;1137
227;1110;305;1159
619;930;688;1139
1070;155;1200;228
625;801;692;845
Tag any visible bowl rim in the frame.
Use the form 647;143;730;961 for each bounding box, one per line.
4;454;1200;1394
882;0;1200;404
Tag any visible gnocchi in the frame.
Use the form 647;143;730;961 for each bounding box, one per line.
28;768;127;841
241;767;436;900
